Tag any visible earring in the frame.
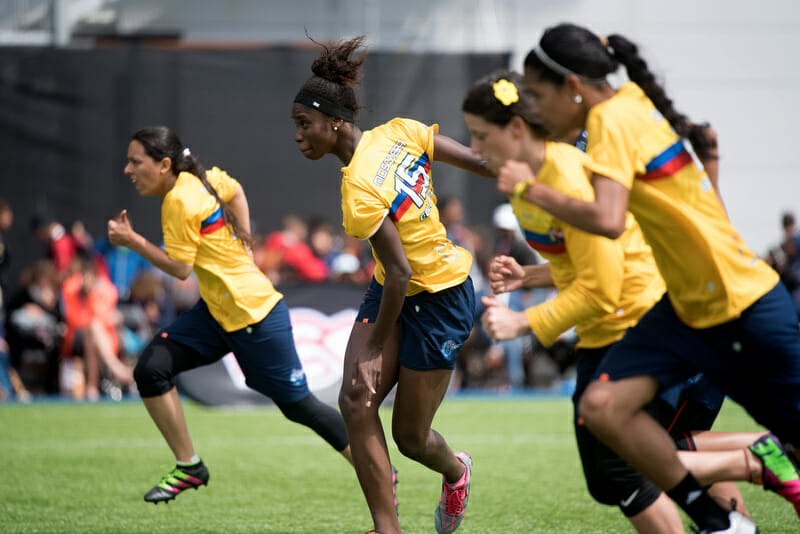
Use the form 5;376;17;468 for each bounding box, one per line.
333;125;339;131
573;94;583;104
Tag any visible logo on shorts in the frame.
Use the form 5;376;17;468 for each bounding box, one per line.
440;339;461;360
289;368;306;385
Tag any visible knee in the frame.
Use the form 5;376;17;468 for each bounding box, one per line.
577;382;616;430
338;386;369;426
133;340;174;397
392;425;426;461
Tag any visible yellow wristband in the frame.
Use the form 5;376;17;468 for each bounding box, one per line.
513;178;533;200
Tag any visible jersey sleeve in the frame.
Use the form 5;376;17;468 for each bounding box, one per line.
525;224;624;347
341;179;390;240
162;195;200;265
396;118;437;159
206;167;240;203
585;112;637;189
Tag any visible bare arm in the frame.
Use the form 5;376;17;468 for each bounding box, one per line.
496;160;628;239
367;218;412;348
108;210;193;280
521;263;555;288
228;183;251;236
527;172;629;239
228;183;255;256
349;217;411;404
433;133;495;178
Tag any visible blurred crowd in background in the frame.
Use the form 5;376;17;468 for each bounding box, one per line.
1;193;798;403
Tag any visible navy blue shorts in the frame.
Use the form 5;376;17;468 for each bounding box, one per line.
163;299;310;404
355;277;476;371
574;345;723;515
596;282;800;445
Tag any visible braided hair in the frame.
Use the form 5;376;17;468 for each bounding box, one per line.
525;23;716;160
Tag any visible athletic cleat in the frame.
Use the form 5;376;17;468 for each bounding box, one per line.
749;433;800;517
697;510;759;533
434;451;472;533
391;465;399;516
144;460;209;504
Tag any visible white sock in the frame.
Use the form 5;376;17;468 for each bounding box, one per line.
177;454;200;466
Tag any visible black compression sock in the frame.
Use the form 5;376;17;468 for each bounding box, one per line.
666;473;729;531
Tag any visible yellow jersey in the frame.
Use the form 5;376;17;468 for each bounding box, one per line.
341;118;472;295
162;168;283;331
585;82;778;328
512;142;665;348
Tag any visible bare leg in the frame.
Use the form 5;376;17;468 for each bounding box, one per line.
709;482;750;519
679;448;762;487
338;322;402;534
627;493;685;534
579;376;689;490
142;387;196;462
339;445;354;465
392;366;464;484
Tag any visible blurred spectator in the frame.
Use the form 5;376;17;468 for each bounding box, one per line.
330;233;375;285
118;271;164;361
308;217;342;269
95;236;154;300
157;271;201;328
765;211;800;315
0;198;12;307
31;216;80;275
485;204;540;390
60;258;133;401
4;260;62;396
255;214;328;285
438;196;475;252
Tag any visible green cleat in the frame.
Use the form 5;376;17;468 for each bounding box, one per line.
144;461;209;504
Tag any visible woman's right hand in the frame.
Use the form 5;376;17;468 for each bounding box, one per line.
351;342;382;408
107;210;136;247
488;255;525;294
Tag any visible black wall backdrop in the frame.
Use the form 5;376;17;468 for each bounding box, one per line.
0;45;509;293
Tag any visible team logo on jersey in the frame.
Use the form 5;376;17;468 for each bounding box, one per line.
390;152;431;221
440;339;461;360
289;368;307;386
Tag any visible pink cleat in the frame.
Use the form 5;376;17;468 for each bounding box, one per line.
434;451;472;533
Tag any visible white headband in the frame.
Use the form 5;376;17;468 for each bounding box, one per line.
532;46;608;86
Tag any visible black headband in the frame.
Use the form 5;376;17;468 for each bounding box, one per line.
294;90;355;123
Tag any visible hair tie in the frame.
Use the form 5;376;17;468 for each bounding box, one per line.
492;79;519;106
532;45;607;85
597;34;615;55
182;147;191;157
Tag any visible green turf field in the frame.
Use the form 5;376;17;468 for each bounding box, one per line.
0;396;796;533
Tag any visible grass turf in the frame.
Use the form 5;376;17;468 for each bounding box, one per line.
1;396;796;533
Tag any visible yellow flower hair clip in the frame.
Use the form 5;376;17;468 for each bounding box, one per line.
492;79;519;106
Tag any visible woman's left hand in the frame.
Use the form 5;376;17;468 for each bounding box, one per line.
480;295;531;341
